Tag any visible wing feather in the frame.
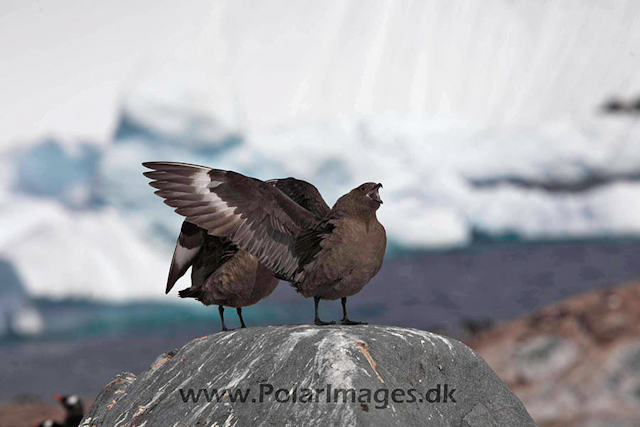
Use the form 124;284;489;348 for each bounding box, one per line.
266;178;331;218
143;162;319;280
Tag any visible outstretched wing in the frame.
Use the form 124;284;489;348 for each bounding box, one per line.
166;221;204;294
267;178;331;218
143;162;319;280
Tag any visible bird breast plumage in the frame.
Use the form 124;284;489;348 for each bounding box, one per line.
303;217;386;300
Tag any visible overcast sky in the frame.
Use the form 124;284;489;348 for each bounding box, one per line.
2;0;640;148
0;0;217;145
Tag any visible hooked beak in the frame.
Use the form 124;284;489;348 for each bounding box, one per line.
367;183;383;204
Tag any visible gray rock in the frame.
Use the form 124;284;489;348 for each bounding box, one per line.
81;325;535;427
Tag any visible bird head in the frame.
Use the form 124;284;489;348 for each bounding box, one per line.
333;182;383;217
54;394;84;418
363;182;383;205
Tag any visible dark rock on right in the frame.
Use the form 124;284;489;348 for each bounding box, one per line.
601;96;640;114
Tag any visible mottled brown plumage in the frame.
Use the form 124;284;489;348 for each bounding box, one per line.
164;178;331;330
144;162;386;325
167;221;278;330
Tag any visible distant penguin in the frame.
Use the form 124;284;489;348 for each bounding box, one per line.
55;394;84;427
35;394;83;427
36;420;64;427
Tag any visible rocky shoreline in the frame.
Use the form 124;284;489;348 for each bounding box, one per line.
468;281;640;426
0;399;92;427
3;282;640;426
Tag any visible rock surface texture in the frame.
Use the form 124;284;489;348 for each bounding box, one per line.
468;281;640;427
81;325;534;427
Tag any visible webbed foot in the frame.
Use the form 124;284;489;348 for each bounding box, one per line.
340;319;367;325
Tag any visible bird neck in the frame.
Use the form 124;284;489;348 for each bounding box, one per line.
331;202;377;223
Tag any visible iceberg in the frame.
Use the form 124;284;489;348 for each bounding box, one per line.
0;196;171;301
4;0;640;302
4;99;640;303
99;110;640;249
5;138;103;209
0;258;43;336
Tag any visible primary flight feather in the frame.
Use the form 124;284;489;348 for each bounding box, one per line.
144;162;386;325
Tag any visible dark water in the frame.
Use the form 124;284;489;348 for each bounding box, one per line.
2;239;640;402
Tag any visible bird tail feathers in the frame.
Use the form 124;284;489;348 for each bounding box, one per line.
166;221;205;294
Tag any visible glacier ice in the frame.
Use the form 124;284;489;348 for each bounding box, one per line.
4;106;640;302
0;258;43;336
0;196;171;301
8;139;103;209
4;0;640;301
101;111;640;248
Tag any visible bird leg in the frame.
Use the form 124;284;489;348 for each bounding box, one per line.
218;305;229;331
341;297;367;325
237;307;247;328
314;296;335;326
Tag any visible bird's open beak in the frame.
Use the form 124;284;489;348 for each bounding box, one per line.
53;393;63;402
368;183;383;204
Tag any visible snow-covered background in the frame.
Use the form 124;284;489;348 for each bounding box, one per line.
2;0;640;333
